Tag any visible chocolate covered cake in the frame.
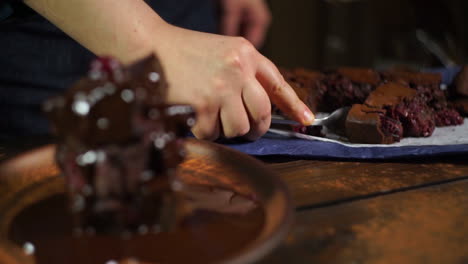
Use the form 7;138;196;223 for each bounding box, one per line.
43;54;196;234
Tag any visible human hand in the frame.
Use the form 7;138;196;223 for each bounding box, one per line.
157;24;314;141
219;0;272;48
24;0;311;141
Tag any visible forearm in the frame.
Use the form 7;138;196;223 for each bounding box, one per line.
24;0;169;64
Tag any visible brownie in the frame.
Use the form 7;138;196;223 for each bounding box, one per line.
383;70;442;87
453;98;468;116
337;67;381;85
346;83;435;144
383;70;443;104
278;68;325;113
453;66;468;97
320;67;381;112
384;69;463;127
43;54;195;234
364;82;417;107
346;104;403;144
393;97;436;137
278;66;464;144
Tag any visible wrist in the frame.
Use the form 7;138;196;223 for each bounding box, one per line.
25;0;171;65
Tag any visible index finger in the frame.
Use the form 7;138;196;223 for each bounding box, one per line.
255;56;315;125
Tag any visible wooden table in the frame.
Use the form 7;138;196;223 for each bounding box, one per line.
1;139;467;264
258;155;468;264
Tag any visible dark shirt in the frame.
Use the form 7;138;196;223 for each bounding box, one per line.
0;0;219;140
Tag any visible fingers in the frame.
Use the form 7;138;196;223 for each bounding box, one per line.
242;78;271;140
220;0;242;36
256;56;315;125
219;96;250;138
244;1;271;48
193;90;265;141
243;18;268;48
191;105;221;141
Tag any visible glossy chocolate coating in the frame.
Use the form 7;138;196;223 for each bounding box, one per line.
43;54;195;234
9;186;262;264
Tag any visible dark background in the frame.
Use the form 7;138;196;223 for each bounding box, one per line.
262;0;468;70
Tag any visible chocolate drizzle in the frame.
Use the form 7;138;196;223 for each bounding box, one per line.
43;54;196;235
9;188;263;264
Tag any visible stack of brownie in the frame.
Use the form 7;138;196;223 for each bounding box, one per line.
44;54;195;234
278;67;466;144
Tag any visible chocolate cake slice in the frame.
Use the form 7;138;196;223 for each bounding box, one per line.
346;83;435;144
43;54;195;234
365;83;435;138
346;104;403;144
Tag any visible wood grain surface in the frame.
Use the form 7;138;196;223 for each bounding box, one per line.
258;179;468;264
258;155;468;264
1;140;467;264
267;156;468;208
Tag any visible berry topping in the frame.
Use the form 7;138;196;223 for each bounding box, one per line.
88;56;124;82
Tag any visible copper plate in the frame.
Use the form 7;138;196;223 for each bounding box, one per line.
0;138;293;264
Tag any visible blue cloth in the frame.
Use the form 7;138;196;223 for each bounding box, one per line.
225;134;468;160
423;66;462;85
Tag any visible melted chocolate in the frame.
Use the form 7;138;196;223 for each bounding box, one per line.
9;185;264;264
43;54;196;234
